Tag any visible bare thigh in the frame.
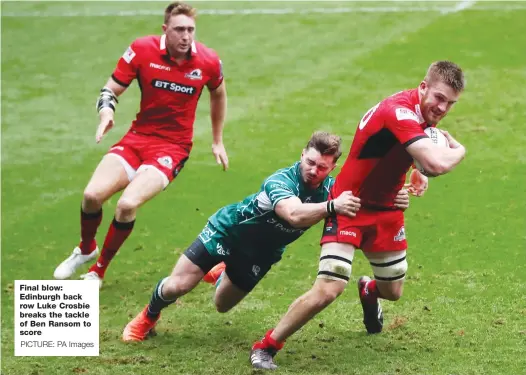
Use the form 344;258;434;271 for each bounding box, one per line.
119;167;165;207
114;167;166;221
82;154;130;211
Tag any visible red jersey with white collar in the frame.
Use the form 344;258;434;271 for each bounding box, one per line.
333;89;432;210
111;35;223;144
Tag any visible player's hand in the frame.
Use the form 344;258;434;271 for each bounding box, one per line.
394;188;410;210
95;108;115;143
404;169;429;197
212;142;229;171
439;129;462;149
333;191;361;218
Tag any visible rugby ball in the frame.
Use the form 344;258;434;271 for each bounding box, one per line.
413;127;449;176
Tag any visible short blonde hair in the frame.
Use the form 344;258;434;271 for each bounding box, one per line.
425;61;465;92
164;2;197;24
305;131;342;162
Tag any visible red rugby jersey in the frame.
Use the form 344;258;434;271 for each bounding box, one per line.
333;89;432;209
112;35;223;144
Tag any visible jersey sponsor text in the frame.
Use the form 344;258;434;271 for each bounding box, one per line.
152;79;196;95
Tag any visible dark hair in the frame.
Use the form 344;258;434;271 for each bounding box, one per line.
305;131;342;162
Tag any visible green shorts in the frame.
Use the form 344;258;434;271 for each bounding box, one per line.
188;222;281;292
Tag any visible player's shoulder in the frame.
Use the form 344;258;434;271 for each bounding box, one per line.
381;89;415;108
267;162;299;182
264;162;300;190
194;41;221;63
380;88;419;121
130;35;161;49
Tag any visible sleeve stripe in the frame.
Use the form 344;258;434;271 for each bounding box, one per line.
264;180;296;196
403;134;428;148
111;74;131;88
271;195;294;209
269;188;294;196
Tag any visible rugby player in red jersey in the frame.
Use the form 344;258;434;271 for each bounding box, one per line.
54;2;228;288
250;61;467;370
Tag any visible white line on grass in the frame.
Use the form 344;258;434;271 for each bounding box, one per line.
441;0;477;14
4;1;525;17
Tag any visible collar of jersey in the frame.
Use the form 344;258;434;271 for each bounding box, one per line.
411;88;435;128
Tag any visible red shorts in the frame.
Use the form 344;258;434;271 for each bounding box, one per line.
320;209;407;253
108;131;191;187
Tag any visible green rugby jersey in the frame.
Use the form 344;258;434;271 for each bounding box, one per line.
207;162;334;259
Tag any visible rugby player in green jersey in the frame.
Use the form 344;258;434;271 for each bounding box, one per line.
122;131;410;341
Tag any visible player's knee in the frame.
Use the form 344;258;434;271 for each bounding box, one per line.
116;197;139;216
390;289;403;301
314;283;344;308
162;276;195;298
83;188;103;207
214;298;233;314
324;283;345;302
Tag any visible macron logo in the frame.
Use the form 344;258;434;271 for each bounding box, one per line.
339;230;357;237
150;62;171;71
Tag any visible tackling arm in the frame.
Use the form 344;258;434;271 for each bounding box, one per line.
275;191;361;229
275;197;330;229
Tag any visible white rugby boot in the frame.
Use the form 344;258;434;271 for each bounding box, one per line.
80;271;103;289
53;246;99;280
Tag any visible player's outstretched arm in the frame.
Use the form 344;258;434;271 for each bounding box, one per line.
275;192;361;229
209;81;228;170
95;77;127;143
406;135;466;177
275;197;328;229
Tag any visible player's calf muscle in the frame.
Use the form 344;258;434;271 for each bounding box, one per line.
377;280;404;301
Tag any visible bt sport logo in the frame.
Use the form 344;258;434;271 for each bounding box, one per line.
152;79;196;95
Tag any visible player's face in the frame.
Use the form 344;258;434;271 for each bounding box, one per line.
300;148;336;188
419;80;460;124
162;14;196;57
